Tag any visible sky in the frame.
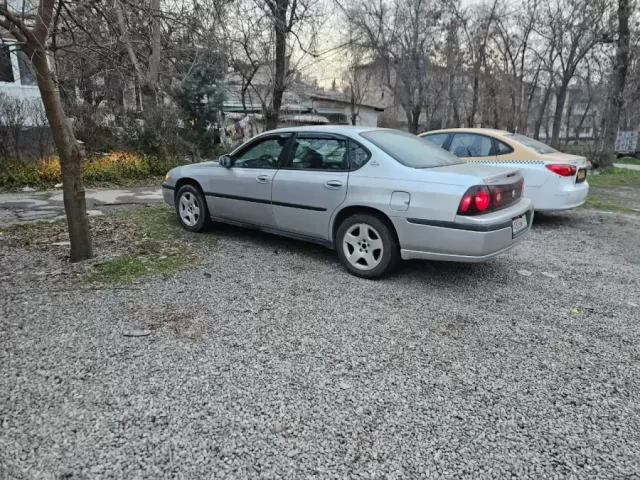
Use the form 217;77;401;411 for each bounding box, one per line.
298;0;494;89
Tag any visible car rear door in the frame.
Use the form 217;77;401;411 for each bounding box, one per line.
421;132;451;149
448;133;498;163
271;133;348;240
208;133;291;227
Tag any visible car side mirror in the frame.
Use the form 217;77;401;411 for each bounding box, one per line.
218;155;232;168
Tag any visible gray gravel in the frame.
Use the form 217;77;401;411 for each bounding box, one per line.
1;209;640;479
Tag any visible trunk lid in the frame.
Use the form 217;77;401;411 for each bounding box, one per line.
431;162;523;186
541;153;589;168
431;162;525;213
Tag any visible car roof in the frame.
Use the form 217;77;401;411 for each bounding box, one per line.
265;125;380;135
420;127;511;137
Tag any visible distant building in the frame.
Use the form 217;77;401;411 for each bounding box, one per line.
1;0;43;125
222;66;383;141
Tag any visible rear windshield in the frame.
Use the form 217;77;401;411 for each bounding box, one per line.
504;133;558;155
360;130;463;168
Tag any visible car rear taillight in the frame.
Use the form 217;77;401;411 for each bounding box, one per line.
458;186;492;215
458;178;524;216
546;164;577;177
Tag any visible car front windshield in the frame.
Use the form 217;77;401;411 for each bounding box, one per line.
504;133;558;155
360;130;463;168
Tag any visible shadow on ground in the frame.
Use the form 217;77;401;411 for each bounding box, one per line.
205;220;508;286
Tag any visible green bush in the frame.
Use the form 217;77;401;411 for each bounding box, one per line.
0;152;180;190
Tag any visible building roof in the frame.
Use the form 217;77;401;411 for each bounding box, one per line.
225;111;329;124
309;90;385;111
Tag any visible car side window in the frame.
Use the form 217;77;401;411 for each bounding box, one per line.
449;134;493;158
349;141;370;170
287;137;347;170
495;140;514;155
422;133;449;148
233;136;290;169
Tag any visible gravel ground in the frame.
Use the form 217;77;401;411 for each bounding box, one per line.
1;209;640;479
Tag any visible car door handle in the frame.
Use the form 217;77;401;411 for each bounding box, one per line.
256;175;270;184
325;180;343;189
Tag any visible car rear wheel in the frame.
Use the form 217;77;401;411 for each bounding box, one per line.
175;184;211;232
336;214;399;278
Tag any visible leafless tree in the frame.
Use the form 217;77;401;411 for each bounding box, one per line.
442;17;464;128
342;42;371;125
221;0;323;130
599;0;632;166
490;0;541;133
339;0;448;134
1;0;93;261
536;0;609;149
451;0;501;128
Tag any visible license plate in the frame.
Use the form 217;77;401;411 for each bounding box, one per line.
512;215;528;237
577;169;586;182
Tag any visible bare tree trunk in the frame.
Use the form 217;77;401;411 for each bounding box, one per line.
521;68;541;134
551;81;569;149
265;0;288;131
32;49;93;261
468;72;479;127
599;0;631;167
406;105;421;134
350;91;357;125
452;100;461;128
533;86;552;140
563;100;574;149
508;88;517;132
574;102;591;144
149;0;161;87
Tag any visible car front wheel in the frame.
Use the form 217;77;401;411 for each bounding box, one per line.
175;184;211;232
336;214;399;278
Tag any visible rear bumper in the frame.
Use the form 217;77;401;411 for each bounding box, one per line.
393;200;533;262
527;180;590;211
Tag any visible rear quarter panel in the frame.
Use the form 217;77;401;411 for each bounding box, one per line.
329;159;467;239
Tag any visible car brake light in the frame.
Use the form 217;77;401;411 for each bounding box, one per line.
460;194;473;213
457;186;492;215
475;187;491;211
546;164;577;177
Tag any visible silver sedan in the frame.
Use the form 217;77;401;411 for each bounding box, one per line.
162;126;533;278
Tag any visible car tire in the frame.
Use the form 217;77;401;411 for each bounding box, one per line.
336;213;399;278
175;184;211;232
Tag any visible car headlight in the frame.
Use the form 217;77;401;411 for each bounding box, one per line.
164;173;169;181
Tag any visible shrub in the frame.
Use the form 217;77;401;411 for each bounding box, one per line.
0;152;180;190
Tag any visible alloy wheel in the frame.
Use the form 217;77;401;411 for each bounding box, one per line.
179;192;200;227
342;223;384;271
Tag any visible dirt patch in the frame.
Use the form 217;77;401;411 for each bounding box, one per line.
0;205;207;283
2;216;142;260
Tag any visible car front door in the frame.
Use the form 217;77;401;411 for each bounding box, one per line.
271;134;349;240
208;133;291;227
447;133;498;162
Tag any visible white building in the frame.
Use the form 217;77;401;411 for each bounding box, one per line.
1;0;44;121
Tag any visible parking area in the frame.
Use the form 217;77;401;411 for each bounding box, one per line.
1;208;640;479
